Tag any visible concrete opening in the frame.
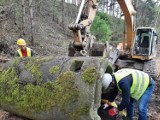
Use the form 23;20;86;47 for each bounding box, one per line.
105;65;113;74
70;60;84;72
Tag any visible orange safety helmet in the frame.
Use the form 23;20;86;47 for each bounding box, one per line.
17;38;26;46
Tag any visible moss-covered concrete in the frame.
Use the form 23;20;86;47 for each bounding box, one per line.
68;105;89;120
23;57;53;84
0;56;110;120
49;65;60;75
0;58;79;115
82;67;98;84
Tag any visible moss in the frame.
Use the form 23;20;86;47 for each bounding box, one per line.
0;65;19;104
49;65;60;75
82;67;98;84
105;64;113;74
0;62;79;113
23;57;53;85
53;71;79;110
17;83;56;112
68;105;89;120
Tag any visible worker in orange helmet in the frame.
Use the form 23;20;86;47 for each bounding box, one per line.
15;38;35;57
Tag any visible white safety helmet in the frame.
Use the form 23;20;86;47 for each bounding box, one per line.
102;73;112;90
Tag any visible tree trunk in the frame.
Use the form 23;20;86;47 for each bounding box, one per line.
61;0;64;29
52;0;57;21
0;21;7;42
21;0;25;36
29;0;34;45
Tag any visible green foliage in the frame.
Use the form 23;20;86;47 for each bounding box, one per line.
97;12;112;25
91;16;111;42
137;0;157;26
0;0;12;5
99;12;124;42
0;0;6;5
91;11;125;42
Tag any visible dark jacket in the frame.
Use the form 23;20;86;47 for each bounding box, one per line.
102;74;132;111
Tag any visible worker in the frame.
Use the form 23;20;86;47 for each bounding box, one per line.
101;68;155;120
15;38;35;57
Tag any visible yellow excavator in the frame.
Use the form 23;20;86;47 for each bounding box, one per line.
114;0;159;80
68;0;159;80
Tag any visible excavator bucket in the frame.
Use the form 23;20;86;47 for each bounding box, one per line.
0;56;113;120
68;36;107;57
89;42;106;56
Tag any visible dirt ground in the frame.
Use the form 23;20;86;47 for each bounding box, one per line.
0;109;29;120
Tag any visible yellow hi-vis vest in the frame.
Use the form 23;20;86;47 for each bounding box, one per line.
113;68;150;100
17;47;31;57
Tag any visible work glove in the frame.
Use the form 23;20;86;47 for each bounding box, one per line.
101;99;127;117
101;99;117;107
116;109;127;120
119;109;127;117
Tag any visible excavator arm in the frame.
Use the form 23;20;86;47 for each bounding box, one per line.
69;0;98;44
68;0;106;56
117;0;136;50
68;0;136;57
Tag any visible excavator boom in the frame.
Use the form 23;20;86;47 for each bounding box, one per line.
69;0;98;45
117;0;136;50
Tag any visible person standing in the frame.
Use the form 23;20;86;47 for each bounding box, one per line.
15;38;35;57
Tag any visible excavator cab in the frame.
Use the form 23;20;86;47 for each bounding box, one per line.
132;27;158;60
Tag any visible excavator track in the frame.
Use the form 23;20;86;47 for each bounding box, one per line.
143;59;159;81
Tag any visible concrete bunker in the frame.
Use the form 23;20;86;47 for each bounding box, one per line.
0;56;113;120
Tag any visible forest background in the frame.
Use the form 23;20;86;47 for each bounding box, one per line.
0;0;160;57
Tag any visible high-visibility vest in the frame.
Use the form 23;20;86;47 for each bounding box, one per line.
17;47;31;57
113;68;150;100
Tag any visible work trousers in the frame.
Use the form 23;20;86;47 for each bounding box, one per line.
126;78;155;120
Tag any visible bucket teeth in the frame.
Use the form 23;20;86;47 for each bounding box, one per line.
68;23;84;31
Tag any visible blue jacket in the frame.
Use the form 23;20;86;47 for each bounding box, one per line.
101;74;132;111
